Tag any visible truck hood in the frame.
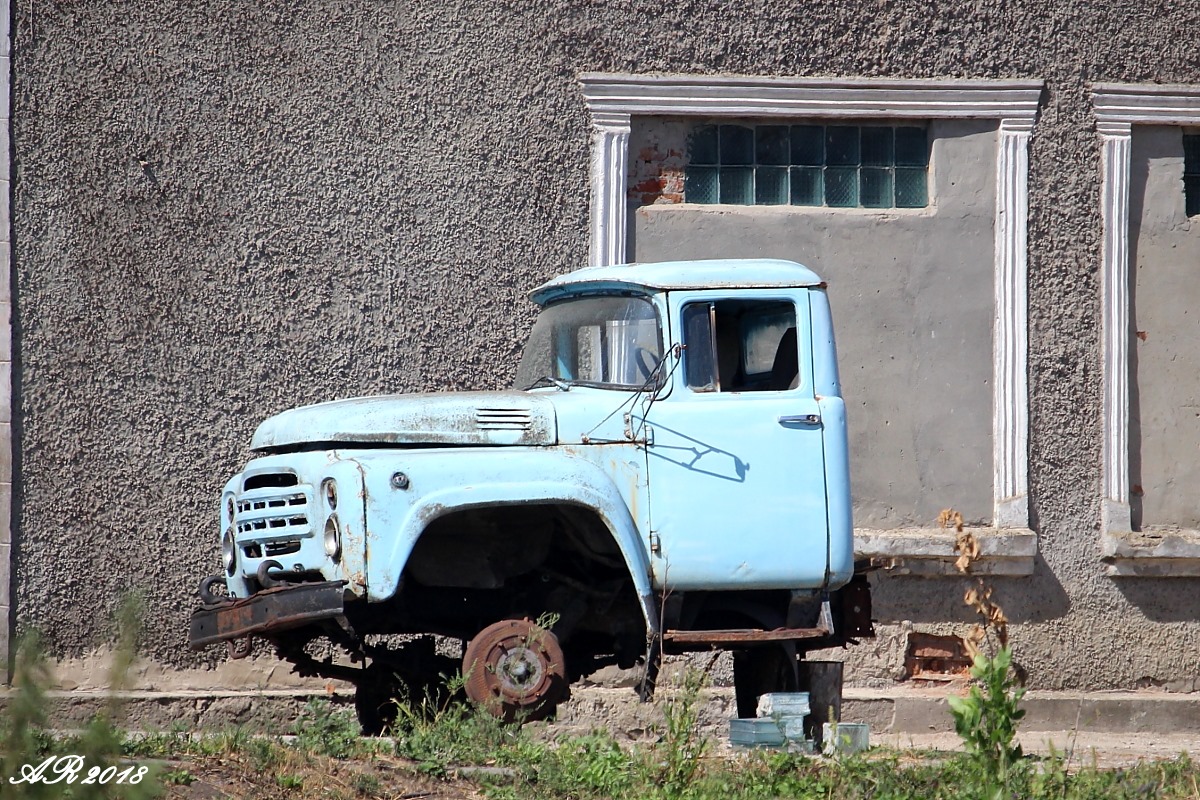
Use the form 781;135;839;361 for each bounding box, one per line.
250;391;558;450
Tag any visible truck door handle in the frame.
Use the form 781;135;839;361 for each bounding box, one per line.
779;414;822;425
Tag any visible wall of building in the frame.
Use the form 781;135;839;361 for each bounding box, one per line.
1128;126;1200;531
630;119;997;528
9;0;1200;692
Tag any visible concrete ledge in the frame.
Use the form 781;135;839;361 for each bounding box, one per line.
845;687;1200;735
13;685;1200;738
1101;530;1200;576
856;527;1038;576
0;688;341;732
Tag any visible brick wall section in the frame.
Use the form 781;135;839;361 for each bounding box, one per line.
627;118;689;205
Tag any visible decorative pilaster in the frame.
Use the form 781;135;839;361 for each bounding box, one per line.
1099;121;1133;534
588;112;631;267
992;119;1031;529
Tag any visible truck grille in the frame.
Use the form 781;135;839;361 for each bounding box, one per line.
235;483;313;541
475;407;533;431
264;539;302;557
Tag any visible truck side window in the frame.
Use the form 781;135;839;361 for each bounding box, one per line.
682;303;718;391
684;299;798;392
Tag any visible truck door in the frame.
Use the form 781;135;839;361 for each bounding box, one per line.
641;290;830;591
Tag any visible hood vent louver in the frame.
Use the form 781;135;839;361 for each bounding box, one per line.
475;407;534;432
250;391;556;450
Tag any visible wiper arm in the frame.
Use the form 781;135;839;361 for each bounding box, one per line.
523;375;571;392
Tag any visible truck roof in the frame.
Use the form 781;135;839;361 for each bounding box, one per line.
530;258;825;305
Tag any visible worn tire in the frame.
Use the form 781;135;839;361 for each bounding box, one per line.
353;665;401;736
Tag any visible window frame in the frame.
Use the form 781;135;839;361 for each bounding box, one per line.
684;122;930;208
680;297;801;394
1094;84;1200;573
581;73;1042;571
1183;130;1200;217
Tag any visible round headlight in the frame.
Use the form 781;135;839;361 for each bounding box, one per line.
324;514;342;561
222;526;237;575
322;478;338;510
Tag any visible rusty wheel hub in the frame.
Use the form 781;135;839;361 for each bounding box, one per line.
463;618;567;721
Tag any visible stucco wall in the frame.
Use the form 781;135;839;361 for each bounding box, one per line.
1128;126;1200;531
630;119;996;528
10;0;1200;692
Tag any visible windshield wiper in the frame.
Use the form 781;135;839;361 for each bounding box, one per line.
523;375;571;392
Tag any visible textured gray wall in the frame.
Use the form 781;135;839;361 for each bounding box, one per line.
1128;126;1200;531
10;0;1200;690
631;120;996;528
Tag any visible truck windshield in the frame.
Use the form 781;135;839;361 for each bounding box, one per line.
516;296;664;390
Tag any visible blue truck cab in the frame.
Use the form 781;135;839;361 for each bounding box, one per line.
191;258;873;728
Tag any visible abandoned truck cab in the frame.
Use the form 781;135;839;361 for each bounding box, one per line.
191;258;873;729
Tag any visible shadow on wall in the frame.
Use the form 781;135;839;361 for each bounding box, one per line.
1115;578;1200;623
1127;130;1150;531
867;553;1071;625
1126;125;1200;532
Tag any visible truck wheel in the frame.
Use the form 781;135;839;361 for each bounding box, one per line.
463;618;568;722
733;645;798;719
354;665;400;736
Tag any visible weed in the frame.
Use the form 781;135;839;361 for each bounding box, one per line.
943;507;1027;799
947;647;1027;798
161;769;194;786
531;731;638;798
192;727;252;757
0;595;165;800
276;773;304;789
247;735;285;771
533;611;561;632
653;666;713;798
0;631;56;800
60;593;162;800
293;698;364;759
124;726;191;760
351;771;382;795
393;695;519;776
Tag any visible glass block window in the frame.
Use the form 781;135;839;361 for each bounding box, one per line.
685;123;929;208
1185;133;1200;217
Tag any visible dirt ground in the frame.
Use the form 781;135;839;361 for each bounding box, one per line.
155;729;1200;799
877;730;1200;770
158;752;484;800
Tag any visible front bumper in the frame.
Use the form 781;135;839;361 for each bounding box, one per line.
189;580;347;651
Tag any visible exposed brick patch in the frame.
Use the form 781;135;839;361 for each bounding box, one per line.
903;632;972;680
628;119;691;205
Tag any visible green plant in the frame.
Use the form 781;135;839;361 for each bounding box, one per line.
530;731;638;798
351;771;382;795
0;631;56;800
123;724;191;760
654;666;711;798
192;727;251;757
393;694;518;776
161;769;194;786
947;647;1027;798
247;735;284;771
944;508;1027;799
293;698;364;759
276;773;304;789
0;595;163;800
